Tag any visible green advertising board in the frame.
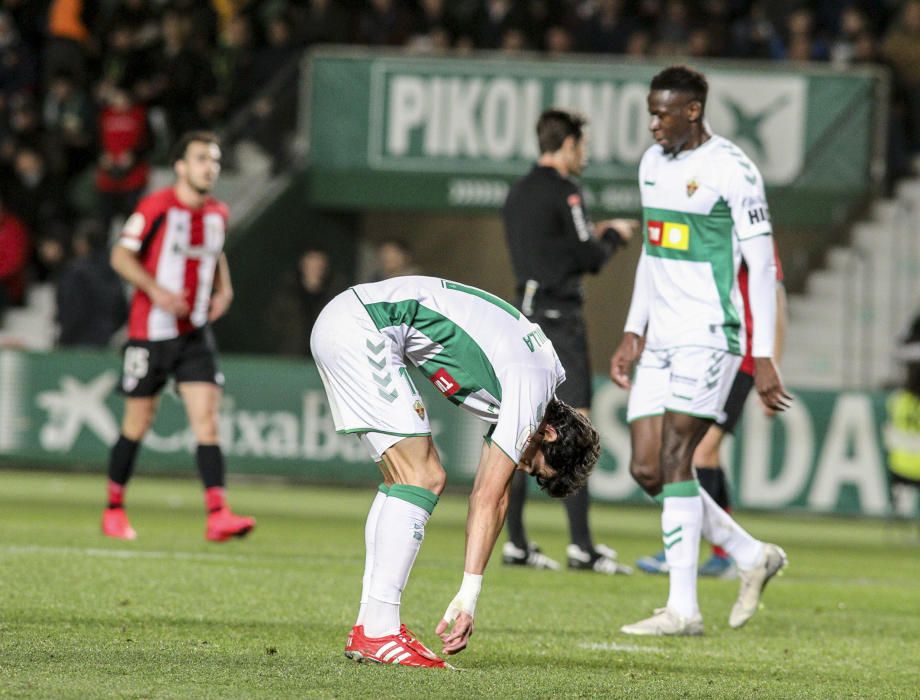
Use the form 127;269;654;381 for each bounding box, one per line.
0;349;912;517
306;49;883;225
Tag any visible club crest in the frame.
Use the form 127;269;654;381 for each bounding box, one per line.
686;178;699;197
413;400;426;420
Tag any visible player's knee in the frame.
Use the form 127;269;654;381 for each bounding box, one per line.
629;458;662;494
421;464;447;495
122;407;155;439
190;418;220;444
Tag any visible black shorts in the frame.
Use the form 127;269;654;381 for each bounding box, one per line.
717;369;755;434
530;309;592;408
119;326;224;397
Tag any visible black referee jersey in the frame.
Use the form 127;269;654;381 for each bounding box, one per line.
502;165;623;314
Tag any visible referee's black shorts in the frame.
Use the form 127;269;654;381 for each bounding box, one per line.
529;309;592;409
717;369;755;434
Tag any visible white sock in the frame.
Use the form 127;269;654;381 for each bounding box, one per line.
363;485;437;638
355;487;388;627
699;488;764;570
662;484;703;619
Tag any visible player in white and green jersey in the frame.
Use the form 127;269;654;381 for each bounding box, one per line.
311;275;600;665
610;65;792;637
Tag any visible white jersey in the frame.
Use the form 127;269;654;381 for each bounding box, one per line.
350;276;566;463
629;134;772;354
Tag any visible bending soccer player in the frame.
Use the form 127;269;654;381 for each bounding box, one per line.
311;276;600;667
610;65;791;636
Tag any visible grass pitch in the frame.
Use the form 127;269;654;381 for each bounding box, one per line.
0;470;918;699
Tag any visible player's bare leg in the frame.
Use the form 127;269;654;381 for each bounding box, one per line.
102;396;159;540
346;436;449;667
179;382;254;541
623;412;709;636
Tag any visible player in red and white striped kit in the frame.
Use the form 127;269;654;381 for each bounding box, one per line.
102;131;255;542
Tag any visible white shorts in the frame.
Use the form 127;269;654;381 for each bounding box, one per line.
310;290;431;462
626;346;742;424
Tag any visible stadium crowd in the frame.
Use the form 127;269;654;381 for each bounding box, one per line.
1;0;919;340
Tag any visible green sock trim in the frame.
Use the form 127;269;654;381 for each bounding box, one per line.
663;480;700;498
388;484;439;514
653;493;664;505
377;483;390;495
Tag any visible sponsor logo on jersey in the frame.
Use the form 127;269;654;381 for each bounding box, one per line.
430;368;460;397
647;220;690;251
171;242;223;258
413;400;426;420
568;195;591;242
686;178;699;197
516;424;537;455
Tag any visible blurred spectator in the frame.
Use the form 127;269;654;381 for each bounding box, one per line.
144;8;216;139
769;5;829;62
731;1;777;58
545;25;574;56
298;0;351;46
850;29;914;186
3;145;67;244
55;220;127;348
370;238;420;282
882;0;920;153
407;0;457;51
574;0;636;54
686;25;714;58
211;14;260;119
97;21;153;100
829;5;871;67
43;70;95;178
0;11;38;102
44;0;97;85
95;83;151;235
268;248;344;356
625;28;652;57
474;0;521;49
654;0;692;55
698;0;735;57
357;0;415;46
105;0;161;50
0;195;30;316
500;26;529;53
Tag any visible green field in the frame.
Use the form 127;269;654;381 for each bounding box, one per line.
0;470;917;699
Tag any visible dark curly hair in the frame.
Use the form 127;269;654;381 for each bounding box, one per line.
534;399;600;498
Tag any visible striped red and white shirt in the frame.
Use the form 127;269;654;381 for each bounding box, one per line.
119;187;228;341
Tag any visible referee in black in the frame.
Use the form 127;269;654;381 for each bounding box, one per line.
502;108;636;574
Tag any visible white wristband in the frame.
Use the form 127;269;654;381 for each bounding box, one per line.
442;572;483;623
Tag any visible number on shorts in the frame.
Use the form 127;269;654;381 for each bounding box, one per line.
123;347;150;379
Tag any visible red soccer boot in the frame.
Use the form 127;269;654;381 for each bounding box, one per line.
205;507;255;542
343;625;448;668
102;507;137;540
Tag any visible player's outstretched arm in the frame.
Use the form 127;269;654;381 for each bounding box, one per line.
436;441;516;655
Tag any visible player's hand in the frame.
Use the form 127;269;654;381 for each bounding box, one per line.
208;289;234;322
595;218;639;242
436;610;474;656
150;285;189;317
610;332;642;389
753;357;793;413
